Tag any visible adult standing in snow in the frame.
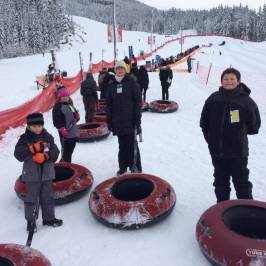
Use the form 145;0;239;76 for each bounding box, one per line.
80;73;98;122
138;65;149;103
98;68;111;99
200;68;261;202
52;88;80;162
159;61;173;100
106;60;142;175
187;55;195;73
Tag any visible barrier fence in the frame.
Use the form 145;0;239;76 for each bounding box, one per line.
0;34;259;137
195;62;266;106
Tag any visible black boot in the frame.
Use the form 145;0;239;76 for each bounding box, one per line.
27;221;37;232
116;168;127;176
43;218;63;227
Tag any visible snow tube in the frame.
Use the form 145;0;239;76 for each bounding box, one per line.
78;122;110;142
15;162;93;204
89;173;176;229
77;122;110;142
141;102;149;112
196;199;266;266
149;100;178;113
0;244;51;266
94;112;107;123
97;99;106;112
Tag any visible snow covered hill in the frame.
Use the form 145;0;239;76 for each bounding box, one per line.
0;16;266;266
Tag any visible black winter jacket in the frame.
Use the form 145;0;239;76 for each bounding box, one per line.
200;83;261;158
80;75;98;98
14;129;59;181
159;67;173;87
106;74;142;136
138;66;149;89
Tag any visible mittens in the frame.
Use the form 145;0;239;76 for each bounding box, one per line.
59;127;69;138
73;111;80;122
29;141;48;154
32;153;49;164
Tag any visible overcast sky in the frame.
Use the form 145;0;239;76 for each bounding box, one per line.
138;0;265;10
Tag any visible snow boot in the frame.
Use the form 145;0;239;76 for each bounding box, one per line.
116;168;127;176
43;218;63;227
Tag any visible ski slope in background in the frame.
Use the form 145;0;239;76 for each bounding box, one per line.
0;16;265;266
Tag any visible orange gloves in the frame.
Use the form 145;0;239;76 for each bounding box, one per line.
32;153;49;164
29;141;49;164
29;141;48;154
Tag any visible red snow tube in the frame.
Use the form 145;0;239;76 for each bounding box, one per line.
149;100;178;113
15;162;93;204
141;102;149;112
0;244;51;266
77;122;110;142
89;173;176;229
94;112;107;123
196;200;266;266
97;99;106;112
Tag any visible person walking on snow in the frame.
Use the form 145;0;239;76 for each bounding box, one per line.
159;61;173;100
80;73;98;122
52;88;80;162
106;60;142;175
200;68;261;202
14;113;62;232
138;65;149;103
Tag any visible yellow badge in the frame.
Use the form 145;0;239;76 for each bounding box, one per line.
230;110;240;123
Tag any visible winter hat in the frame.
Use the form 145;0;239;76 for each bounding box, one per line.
26;113;44;126
115;60;127;71
58;89;70;98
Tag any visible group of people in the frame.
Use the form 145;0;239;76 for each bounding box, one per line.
14;57;261;234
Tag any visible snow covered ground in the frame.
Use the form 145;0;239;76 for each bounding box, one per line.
0;16;266;266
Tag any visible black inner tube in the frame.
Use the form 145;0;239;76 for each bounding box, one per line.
223;205;266;240
156;100;171;104
54;166;75;182
111;178;154;201
0;257;14;266
79;124;100;130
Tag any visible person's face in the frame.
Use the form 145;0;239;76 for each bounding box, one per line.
60;96;70;103
116;67;126;77
221;73;240;90
28;124;44;135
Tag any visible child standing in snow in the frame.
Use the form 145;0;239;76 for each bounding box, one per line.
52;87;80;162
14;113;63;231
200;68;261;202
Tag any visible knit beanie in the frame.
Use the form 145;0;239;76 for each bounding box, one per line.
115;61;127;71
26;113;44;126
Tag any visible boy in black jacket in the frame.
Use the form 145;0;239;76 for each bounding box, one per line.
200;68;261;202
14;113;62;231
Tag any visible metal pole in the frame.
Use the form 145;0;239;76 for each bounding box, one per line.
113;0;117;61
150;10;154;57
180;28;183;53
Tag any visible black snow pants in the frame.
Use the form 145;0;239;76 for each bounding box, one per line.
211;157;253;202
117;134;142;172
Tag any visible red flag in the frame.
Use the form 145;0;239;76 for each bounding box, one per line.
116;24;123;42
108;24;113;43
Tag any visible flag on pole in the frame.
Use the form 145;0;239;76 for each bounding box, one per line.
108;24;113;43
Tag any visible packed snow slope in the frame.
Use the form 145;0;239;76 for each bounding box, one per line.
0;16;266;266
